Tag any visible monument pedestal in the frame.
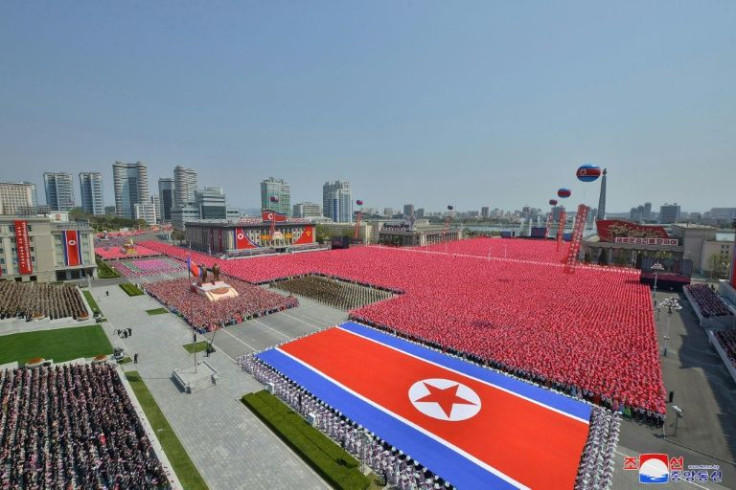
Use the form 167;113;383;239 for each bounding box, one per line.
173;360;219;394
190;281;239;302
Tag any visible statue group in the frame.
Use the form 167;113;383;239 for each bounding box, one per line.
198;263;221;285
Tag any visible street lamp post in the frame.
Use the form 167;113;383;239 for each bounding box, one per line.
660;297;682;357
651;262;664;300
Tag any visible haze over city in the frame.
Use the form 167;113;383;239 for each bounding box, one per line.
1;2;734;212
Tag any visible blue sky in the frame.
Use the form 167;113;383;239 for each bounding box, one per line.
1;1;734;213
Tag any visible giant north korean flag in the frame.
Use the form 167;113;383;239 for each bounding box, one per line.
258;322;592;489
63;230;82;267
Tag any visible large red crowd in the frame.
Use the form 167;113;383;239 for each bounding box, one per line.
95;246;160;260
685;284;734;318
144;277;297;332
140;239;667;415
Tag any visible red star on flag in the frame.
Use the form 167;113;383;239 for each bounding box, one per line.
415;382;477;418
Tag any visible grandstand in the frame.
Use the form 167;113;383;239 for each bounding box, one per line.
0;364;169;489
0;282;88;321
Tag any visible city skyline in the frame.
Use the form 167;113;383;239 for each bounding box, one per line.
1;3;734;213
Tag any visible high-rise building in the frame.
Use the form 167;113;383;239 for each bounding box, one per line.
383;208;394;218
134;202;157;225
260;177;291;217
113;161;149;219
174;166;197;208
596;169;607;221
481;206;490;219
0;182;38;215
403;204;414;218
78;172;104;216
323;180;352;223
196;187;227;219
660;203;681;224
158;178;175;222
293;202;322;218
149;195;160;225
415;208;425;219
643;202;652;220
43;172;75;211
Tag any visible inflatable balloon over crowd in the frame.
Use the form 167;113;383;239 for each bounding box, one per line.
549;199;558;206
576;164;601;183
270;195;279;203
557;188;571;199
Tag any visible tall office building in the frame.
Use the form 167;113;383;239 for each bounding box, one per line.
481;206;490;219
0;182;38;215
403;204;415;218
196;187;227;219
43;172;75;211
113;161;149;219
323;180;352;223
78;172;104;216
660;203;681;224
596;169;607;221
293;202;322;218
158;178;175;222
174;166;198;208
261;177;291;217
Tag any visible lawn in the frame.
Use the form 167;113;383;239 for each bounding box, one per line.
82;290;101;314
125;371;208;490
0;325;113;366
182;341;208;353
146;307;169;315
120;283;144;296
242;391;371;490
96;259;120;278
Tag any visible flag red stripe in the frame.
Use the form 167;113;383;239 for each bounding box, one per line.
280;328;589;489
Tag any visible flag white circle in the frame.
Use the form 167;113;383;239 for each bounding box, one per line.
408;378;481;421
68;240;76;246
237;233;244;240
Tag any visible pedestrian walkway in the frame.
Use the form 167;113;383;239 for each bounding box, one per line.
92;285;327;490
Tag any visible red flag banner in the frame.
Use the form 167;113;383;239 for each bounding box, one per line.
262;210;287;222
235;228;258;249
63;230;82;267
293;226;315;245
15;220;32;274
595;220;669;243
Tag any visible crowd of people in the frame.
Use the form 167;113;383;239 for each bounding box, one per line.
239;351;621;490
0;364;169;489
715;330;736;368
0;282;87;321
94;245;159;261
274;274;394;311
685;284;733;318
112;258;186;281
144;277;298;332
142;239;667;416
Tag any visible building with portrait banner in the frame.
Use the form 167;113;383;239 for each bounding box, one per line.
184;211;319;256
0;216;97;283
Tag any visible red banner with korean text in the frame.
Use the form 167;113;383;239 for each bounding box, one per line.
64;230;82;267
596;220;669;243
15;220;33;274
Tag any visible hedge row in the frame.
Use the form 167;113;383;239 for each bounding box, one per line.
242;391;370;490
96;259;120;278
119;283;144;296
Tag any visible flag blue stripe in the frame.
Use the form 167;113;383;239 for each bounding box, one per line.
256;348;520;489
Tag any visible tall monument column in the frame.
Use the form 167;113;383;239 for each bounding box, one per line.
596;168;607;221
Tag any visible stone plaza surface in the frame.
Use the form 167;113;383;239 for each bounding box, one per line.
91;284;333;490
